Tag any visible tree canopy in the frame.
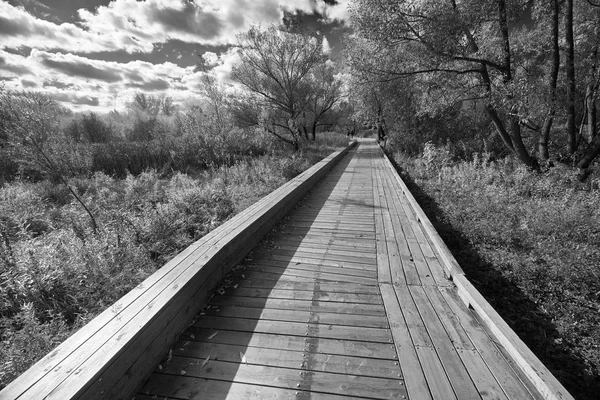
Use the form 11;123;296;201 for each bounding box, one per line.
345;0;600;176
231;25;345;148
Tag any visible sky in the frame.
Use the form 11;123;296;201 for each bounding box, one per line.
0;0;351;112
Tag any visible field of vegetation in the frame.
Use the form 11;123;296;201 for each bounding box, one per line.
390;144;600;400
0;130;349;389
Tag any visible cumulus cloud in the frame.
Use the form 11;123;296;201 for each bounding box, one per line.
0;48;197;111
38;52;123;83
0;1;348;54
0;0;350;111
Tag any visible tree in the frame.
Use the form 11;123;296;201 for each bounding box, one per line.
301;62;345;140
193;62;233;137
231;25;327;149
0;87;98;232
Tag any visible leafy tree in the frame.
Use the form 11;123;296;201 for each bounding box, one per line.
346;0;600;175
301;62;345;140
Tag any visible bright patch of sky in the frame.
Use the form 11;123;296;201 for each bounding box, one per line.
0;0;350;112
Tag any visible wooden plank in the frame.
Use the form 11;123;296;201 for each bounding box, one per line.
203;295;386;316
137;376;349;400
385;171;437;287
233;277;380;294
277;227;376;240
202;305;389;328
271;243;377;257
394;285;433;347
381;191;407;286
376;163;420;286
379;284;433;400
149;358;407;399
185;328;398;360
168;342;401;379
244;259;378;278
422;286;475;351
250;253;377;270
372;152;392;284
378;147;464;277
453;274;573;400
457;349;511;400
219;287;383;304
253;248;377;265
283;221;375;231
379;166;427;286
277;237;376;253
409;285;481;400
440;286;540;400
241;265;378;285
415;346;458;400
269;232;376;249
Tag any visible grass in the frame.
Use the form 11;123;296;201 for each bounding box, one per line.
0;131;350;389
391;143;600;400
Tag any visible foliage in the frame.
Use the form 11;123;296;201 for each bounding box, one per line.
346;0;600;174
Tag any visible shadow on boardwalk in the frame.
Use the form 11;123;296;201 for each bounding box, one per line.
387;156;597;400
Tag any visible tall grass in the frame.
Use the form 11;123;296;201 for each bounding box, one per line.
0;133;349;389
393;144;600;399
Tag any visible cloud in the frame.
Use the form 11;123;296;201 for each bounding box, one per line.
0;1;348;54
0;2;127;53
21;78;38;88
49;91;100;107
0;48;195;111
38;53;123;83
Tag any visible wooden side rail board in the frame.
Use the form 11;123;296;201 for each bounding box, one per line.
379;146;575;400
1;141;357;400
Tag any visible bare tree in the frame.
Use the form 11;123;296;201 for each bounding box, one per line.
0;87;98;233
231;25;327;150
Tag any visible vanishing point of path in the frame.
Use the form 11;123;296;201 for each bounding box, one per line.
136;139;543;400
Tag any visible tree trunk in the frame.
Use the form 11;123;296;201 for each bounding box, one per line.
311;122;317;141
485;105;514;150
539;0;560;161
565;0;577;154
509;112;539;170
497;0;512;81
587;83;597;141
576;134;600;179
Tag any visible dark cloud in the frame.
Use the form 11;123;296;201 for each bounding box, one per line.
51;91;100;106
41;57;122;82
21;79;38;87
125;71;144;82
151;2;223;40
0;15;28;36
43;79;74;89
128;79;170;91
0;55;30;74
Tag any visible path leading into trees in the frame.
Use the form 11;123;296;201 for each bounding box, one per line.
136;140;546;400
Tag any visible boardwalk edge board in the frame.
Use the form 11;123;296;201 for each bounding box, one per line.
1;141;357;400
379;145;574;400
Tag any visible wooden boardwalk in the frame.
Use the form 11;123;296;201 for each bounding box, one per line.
136;140;544;400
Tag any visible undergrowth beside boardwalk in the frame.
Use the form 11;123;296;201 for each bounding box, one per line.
391;144;600;400
0;133;350;389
